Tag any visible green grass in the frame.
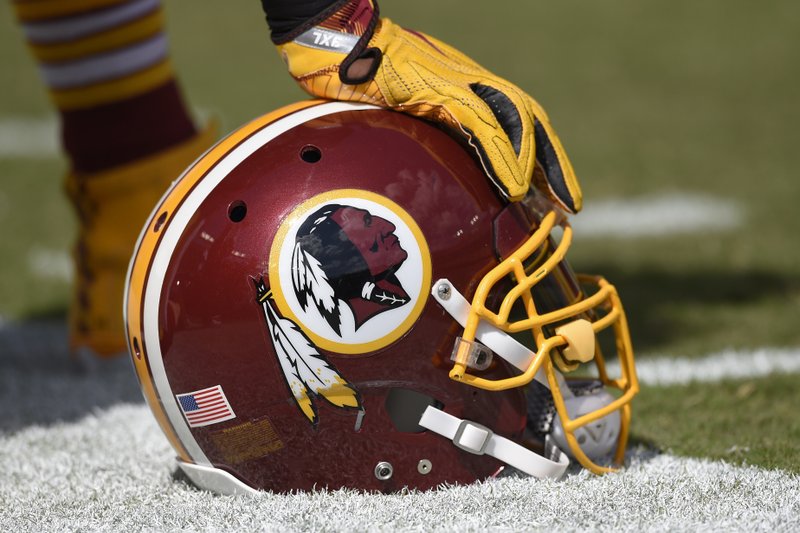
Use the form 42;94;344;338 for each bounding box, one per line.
1;2;798;471
0;162;72;319
633;372;800;473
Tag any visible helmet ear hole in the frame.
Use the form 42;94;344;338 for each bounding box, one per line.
385;388;443;433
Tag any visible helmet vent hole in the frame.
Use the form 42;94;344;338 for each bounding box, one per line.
132;337;141;359
228;201;247;223
300;145;322;163
153;212;168;233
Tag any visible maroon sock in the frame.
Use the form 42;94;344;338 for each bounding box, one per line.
62;80;197;175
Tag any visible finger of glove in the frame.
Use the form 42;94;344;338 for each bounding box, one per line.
470;79;537;191
403;62;529;199
529;100;582;213
444;90;529;200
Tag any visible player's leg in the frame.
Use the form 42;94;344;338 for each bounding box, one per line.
12;0;216;357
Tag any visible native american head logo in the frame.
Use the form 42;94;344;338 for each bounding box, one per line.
292;203;410;336
259;190;431;424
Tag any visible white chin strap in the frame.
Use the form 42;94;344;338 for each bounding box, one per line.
429;278;575;479
419;405;569;479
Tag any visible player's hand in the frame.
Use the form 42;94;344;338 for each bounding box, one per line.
275;1;581;211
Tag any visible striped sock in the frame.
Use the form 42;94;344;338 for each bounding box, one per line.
13;0;196;174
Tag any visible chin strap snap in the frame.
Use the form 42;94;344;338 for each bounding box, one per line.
419;405;569;480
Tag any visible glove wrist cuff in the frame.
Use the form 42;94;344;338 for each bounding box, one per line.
274;0;382;84
270;0;353;45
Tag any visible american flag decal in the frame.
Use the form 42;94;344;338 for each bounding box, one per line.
176;385;236;428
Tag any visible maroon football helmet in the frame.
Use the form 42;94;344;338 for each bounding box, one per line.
125;101;638;494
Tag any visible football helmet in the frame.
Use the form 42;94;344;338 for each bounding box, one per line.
125;100;638;494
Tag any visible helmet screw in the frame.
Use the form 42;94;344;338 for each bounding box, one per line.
417;459;432;475
437;283;451;301
374;461;393;481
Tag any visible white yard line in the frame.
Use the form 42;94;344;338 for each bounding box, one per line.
571;193;743;238
608;347;800;386
0;117;59;158
27;247;73;283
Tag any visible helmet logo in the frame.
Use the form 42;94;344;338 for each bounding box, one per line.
292;203;410;335
255;280;362;426
269;190;431;355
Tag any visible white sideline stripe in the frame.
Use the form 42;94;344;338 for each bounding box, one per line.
0;118;59;157
571;193;743;238
608;347;800;386
27;248;73;283
22;0;159;44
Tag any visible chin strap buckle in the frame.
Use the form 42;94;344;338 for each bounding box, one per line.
419;405;570;480
453;420;493;455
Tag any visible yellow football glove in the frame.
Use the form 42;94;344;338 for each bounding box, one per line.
275;0;581;211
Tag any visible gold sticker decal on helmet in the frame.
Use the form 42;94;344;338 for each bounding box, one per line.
269;189;431;355
209;417;285;464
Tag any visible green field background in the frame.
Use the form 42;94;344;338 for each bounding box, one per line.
1;2;798;470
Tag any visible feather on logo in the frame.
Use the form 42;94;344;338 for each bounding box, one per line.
292;242;341;335
255;278;362;425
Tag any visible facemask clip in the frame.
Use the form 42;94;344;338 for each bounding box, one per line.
451;337;493;371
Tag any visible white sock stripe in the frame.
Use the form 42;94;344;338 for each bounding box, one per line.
40;32;167;89
21;0;160;44
607;347;800;386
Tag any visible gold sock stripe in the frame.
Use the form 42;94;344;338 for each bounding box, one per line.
51;58;173;110
27;9;164;63
12;0;130;23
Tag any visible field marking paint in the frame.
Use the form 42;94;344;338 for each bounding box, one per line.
608;347;800;386
0;117;59;158
27;247;73;283
571;193;742;238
